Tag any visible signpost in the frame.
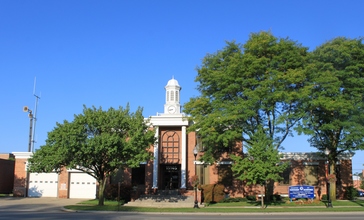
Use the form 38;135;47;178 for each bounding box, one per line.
289;185;315;201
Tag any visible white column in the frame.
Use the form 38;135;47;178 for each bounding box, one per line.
152;126;159;189
181;126;187;189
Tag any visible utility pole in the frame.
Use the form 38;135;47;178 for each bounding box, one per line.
23;106;33;152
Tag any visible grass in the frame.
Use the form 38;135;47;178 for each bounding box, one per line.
64;199;364;213
210;199;364;207
0;194;13;197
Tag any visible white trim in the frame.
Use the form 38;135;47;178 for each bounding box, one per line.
216;161;233;165
195;161;209;165
67;169;90;173
149;115;189;126
303;162;319;166
12;152;32;159
280;152;353;160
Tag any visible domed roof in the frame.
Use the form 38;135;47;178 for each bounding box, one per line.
166;77;180;87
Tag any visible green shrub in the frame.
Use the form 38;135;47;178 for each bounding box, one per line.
270;194;282;202
344;186;358;200
246;195;256;201
281;196;290;202
104;183;132;201
321;194;327;201
201;184;225;204
220;197;247;203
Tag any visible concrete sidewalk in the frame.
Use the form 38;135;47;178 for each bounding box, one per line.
0;197;86;212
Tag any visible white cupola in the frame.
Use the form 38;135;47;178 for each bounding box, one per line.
164;77;181;114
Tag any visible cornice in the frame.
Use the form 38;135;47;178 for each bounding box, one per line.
12;152;33;159
280;152;353;160
148;114;190;126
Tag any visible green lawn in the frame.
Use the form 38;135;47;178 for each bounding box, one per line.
209;199;364;207
64;199;364;213
0;194;13;197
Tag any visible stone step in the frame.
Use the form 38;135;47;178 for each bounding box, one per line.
153;189;181;195
124;194;196;208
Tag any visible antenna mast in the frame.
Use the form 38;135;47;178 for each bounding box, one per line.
32;77;41;152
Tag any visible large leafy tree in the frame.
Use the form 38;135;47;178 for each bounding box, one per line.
28;105;156;205
231;128;288;208
299;37;364;200
184;31;309;163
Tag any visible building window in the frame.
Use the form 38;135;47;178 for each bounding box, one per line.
170;91;174;101
218;164;233;186
167;91;170;102
279;166;291;185
304;165;319;186
161;131;180;164
132;164;146;185
196;135;205;152
175;91;179;102
197;164;209;185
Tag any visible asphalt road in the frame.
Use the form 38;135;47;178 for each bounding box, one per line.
0;197;85;212
0;211;364;220
0;197;363;220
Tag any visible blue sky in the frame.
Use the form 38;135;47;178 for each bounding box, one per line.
1;0;363;173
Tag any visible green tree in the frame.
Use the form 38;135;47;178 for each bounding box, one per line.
184;31;309;161
231;128;288;208
28;105;156;205
299;37;364;200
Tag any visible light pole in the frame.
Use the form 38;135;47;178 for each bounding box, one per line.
325;148;333;208
193;145;199;208
23;106;33;197
23;106;33;152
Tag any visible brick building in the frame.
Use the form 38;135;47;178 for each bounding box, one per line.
0;153;15;194
11;78;354;200
353;170;364;191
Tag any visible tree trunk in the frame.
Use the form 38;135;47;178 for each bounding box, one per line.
98;177;107;206
261;184;264;208
266;180;274;202
330;163;336;201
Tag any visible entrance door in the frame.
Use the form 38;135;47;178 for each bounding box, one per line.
160;165;180;190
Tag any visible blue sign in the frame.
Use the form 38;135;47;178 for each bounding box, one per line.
289;185;315;199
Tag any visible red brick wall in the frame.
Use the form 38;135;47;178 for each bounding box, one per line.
58;166;69;198
145;161;153;194
337;159;354;198
187;131;197;185
222;158;353;200
0;153;15;160
0;159;15;194
13;158;27;197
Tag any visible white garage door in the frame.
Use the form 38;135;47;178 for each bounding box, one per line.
69;173;97;199
28;173;58;197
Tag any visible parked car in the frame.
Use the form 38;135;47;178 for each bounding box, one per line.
358;191;364;197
